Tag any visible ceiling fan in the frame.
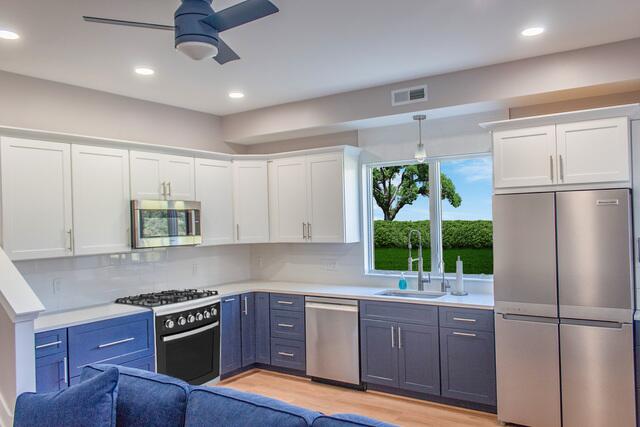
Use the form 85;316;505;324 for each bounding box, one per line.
83;0;279;64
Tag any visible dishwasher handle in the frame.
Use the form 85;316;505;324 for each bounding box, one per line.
305;302;358;313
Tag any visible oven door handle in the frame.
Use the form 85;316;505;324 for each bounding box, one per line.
162;322;219;343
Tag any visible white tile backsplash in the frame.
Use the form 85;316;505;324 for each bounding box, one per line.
16;245;251;313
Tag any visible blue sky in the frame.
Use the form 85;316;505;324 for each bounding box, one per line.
373;157;493;221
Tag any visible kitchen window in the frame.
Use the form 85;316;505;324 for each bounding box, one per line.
365;154;493;279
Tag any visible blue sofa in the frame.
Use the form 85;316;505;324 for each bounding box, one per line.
15;364;395;427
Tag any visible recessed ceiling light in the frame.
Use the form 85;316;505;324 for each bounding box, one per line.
134;67;155;76
0;30;20;40
521;27;545;37
228;91;245;99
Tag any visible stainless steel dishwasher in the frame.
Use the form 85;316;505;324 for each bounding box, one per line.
305;296;360;386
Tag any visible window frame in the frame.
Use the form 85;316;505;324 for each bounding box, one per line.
363;152;493;282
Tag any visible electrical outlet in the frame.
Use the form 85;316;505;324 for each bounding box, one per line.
52;278;62;294
192;264;198;276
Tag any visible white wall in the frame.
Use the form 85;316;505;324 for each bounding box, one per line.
250;110;505;291
15;245;251;313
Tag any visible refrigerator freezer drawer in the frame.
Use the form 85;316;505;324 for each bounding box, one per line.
495;314;561;427
560;321;636;427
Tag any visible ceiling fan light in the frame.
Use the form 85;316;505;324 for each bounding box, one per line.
177;40;218;60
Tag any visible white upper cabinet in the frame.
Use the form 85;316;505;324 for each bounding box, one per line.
270;157;308;242
269;149;360;244
1;137;73;260
556;117;630;185
493;125;557;188
491;115;631;191
130;151;195;201
72;145;131;255
233;160;270;243
195;158;235;246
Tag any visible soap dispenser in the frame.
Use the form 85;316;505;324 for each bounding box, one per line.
398;272;408;290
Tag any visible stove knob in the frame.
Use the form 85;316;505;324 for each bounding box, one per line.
177;316;187;326
203;311;211;319
164;319;175;329
210;307;217;317
195;312;204;321
187;314;196;324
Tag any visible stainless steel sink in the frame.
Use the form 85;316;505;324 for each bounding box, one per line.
376;290;447;299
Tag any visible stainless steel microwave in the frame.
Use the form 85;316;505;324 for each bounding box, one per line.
131;200;202;249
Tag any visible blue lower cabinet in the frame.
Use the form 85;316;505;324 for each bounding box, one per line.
440;327;496;405
241;293;256;367
255;292;271;365
121;355;155;372
398;323;440;395
68;312;154;378
221;295;242;375
270;338;305;371
360;319;398;387
35;352;67;393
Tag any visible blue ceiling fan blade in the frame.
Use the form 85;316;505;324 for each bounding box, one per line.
214;39;241;64
204;0;279;32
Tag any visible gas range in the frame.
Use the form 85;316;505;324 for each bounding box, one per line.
116;289;219;308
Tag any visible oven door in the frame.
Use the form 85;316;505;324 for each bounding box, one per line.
132;200;202;249
157;322;220;385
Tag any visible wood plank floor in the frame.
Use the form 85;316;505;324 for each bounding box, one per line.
220;370;499;426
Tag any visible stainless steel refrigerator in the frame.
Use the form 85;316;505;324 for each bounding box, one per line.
494;189;636;427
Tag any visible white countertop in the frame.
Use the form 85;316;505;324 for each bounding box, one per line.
34;280;494;332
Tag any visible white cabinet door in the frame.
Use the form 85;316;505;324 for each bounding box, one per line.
306;152;345;242
1;137;73;260
556;117;630;185
270;157;308;242
233;160;269;243
72;145;131;255
195;158;234;245
130;151;164;200
164;155;195;201
493;125;557;188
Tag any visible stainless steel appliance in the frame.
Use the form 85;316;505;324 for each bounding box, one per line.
131;200;202;249
116;289;220;385
494;189;636;427
305;297;360;386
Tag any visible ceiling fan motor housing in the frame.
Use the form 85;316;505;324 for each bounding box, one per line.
174;0;219;50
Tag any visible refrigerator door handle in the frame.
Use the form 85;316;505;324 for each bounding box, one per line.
501;313;559;324
560;318;624;329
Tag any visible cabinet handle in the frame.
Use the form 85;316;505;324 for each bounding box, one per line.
302;222;307;240
453;331;477;337
549;155;554;181
161;182;167;197
398;327;402;349
224;298;236;303
308;223;312;240
277;323;294;328
167;181;172;197
36;340;62;350
559;155;564;181
236;224;240;241
278;352;295;358
243;296;248;315
277;300;293;305
63;356;68;385
452;317;477;323
66;229;73;252
97;337;135;349
391;326;395;348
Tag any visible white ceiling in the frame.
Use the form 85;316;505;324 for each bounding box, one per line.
1;0;639;116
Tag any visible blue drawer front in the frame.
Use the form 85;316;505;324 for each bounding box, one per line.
271;338;305;371
35;329;67;359
68;312;154;378
439;307;494;332
270;294;304;312
121;355;156;372
270;310;305;341
36;352;67;393
360;301;438;326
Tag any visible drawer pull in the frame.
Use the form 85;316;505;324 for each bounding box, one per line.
452;317;477;323
278;352;295;358
224;298;236;303
277;323;294;328
98;337;135;349
63;356;68;385
36;340;62;350
453;331;477;337
277;300;294;305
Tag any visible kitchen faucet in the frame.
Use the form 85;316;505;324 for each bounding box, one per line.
407;229;431;291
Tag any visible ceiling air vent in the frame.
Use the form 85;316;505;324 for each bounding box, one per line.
391;85;428;106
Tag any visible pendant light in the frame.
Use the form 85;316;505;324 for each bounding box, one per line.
414;114;427;163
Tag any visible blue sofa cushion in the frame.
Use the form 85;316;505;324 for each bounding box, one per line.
312;414;397;427
14;366;119;427
81;364;190;427
185;386;322;427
